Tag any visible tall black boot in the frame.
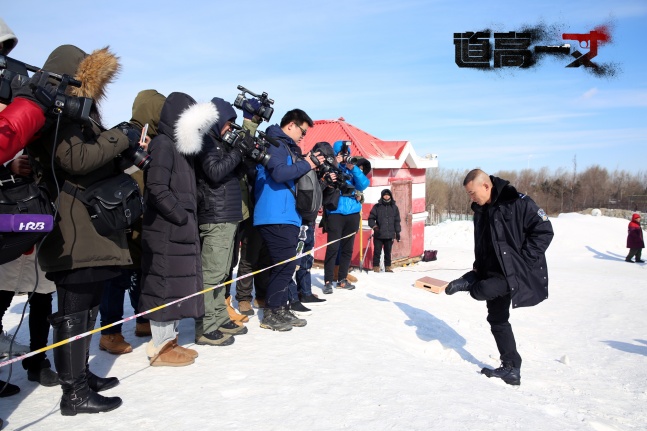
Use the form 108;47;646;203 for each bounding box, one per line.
86;306;119;392
50;310;122;416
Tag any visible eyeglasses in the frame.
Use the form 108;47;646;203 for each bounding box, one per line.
296;123;307;137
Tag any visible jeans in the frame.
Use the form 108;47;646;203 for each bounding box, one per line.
257;224;299;309
100;269;146;335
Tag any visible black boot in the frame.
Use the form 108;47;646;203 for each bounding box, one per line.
481;362;521;386
445;271;479;295
50;310;122;416
86;306;119;392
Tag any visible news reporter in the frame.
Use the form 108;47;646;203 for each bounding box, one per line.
27;44;134;416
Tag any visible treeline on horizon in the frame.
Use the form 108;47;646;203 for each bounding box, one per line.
425;163;647;222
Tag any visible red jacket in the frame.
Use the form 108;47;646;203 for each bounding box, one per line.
626;214;644;249
0;98;45;164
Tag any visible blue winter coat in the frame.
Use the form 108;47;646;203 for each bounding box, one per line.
253;124;311;227
327;141;370;216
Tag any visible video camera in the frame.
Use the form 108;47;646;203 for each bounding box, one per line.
0;54;92;122
219;122;279;167
233;85;274;123
308;148;356;195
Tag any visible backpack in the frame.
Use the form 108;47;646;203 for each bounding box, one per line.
0;165;54;264
287;147;323;220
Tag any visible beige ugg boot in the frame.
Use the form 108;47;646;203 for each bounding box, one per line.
146;339;194;367
99;333;133;355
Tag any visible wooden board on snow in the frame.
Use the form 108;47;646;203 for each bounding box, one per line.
414;276;449;294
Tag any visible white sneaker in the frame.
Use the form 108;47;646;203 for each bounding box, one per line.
0;331;30;357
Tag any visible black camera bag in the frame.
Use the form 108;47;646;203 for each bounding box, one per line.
64;173;143;237
0;166;54;264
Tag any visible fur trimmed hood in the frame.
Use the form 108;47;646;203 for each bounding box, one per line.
158;92;219;156
42;45;120;109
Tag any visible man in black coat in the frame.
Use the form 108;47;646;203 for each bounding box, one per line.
445;169;554;385
368;189;401;272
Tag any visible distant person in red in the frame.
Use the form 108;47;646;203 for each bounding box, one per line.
625;213;644;263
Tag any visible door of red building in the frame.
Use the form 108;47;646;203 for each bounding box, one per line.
390;180;412;261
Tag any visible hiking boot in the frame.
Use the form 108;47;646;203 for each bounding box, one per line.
195;330;235;346
147;340;195;367
219;320;249;335
260;308;292;332
0;331;29;357
99;333;133;355
238;300;255;316
481;362;521;386
171;337;198;359
290;301;312;316
0;379;19;397
277;306;307;327
336;279;356;290
299;293;326;305
134;322;151;337
385;266;393;272
373;266;380;273
323;282;334;295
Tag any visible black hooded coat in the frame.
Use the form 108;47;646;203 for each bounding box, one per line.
472;176;554;308
139;92;209;321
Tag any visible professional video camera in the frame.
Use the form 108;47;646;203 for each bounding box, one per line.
220;122;278;167
307;142;356;195
0;54;92;122
233;85;274;123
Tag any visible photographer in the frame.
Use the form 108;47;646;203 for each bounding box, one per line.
253;109;324;331
322;140;370;294
26;44;136;416
194;97;251;347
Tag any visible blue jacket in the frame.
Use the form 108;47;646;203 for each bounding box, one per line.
253;124;311;227
327;141;370;216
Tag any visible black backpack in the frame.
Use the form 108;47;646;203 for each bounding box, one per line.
287;147;323;220
0;165;54;264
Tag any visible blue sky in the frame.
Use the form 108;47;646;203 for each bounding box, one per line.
3;0;646;174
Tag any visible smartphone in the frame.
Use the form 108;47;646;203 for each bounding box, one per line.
139;123;149;146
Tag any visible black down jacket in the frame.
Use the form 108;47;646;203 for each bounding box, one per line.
368;198;401;240
140;92;214;322
195;97;243;225
472;176;554;308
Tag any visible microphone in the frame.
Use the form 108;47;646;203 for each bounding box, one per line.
0;214;54;233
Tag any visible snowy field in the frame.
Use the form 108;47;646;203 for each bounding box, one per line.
1;213;646;431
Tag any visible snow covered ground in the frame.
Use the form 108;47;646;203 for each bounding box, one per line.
1;213;646;431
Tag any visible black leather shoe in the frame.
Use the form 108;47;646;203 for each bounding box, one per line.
481;363;521;385
28;367;59;387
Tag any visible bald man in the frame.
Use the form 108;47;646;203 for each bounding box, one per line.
445;169;554;385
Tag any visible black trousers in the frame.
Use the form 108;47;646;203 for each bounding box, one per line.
324;212;360;283
234;218;270;303
0;290;52;368
257;224;299;309
372;237;394;267
470;276;522;368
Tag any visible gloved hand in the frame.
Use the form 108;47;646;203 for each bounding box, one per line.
395;232;401;242
372;225;379;231
233;130;255;156
12;71;57;113
113;121;142;148
241;98;261;121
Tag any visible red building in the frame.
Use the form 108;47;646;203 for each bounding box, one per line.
298;117;437;269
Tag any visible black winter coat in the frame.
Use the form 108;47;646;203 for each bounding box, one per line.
472;176;554;308
140;93;212;322
368;198;401;239
196;136;244;225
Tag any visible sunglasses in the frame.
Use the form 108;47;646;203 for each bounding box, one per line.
296;123;307;137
